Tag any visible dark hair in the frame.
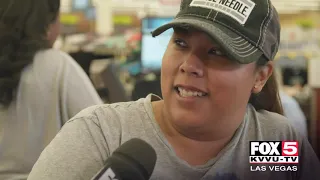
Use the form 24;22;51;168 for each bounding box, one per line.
0;0;60;106
249;56;284;115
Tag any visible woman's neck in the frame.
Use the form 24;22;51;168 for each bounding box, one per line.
152;100;238;166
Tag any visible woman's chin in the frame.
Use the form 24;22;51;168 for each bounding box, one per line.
171;112;208;129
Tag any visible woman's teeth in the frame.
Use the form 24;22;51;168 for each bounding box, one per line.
177;87;206;97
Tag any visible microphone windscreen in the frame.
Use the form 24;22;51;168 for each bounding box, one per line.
112;138;157;179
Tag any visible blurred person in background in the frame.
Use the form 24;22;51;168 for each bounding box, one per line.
0;0;102;179
275;68;308;137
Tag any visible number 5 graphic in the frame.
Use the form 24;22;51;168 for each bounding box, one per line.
282;141;298;156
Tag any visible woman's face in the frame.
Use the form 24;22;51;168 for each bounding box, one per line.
161;28;272;137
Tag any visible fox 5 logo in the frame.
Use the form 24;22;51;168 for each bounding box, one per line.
250;141;299;156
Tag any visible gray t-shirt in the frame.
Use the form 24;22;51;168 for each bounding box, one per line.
0;49;103;180
28;94;320;180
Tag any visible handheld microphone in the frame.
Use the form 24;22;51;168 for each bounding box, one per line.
91;138;157;180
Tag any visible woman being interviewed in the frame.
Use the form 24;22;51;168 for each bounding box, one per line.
28;0;320;179
0;0;102;179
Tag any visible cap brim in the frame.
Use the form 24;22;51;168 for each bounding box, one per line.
151;17;263;64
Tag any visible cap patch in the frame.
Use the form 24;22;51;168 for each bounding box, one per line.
190;0;256;25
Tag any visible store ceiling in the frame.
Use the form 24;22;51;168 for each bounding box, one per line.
109;0;320;15
271;0;320;13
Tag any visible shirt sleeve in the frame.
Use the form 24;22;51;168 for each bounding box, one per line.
297;137;320;180
27;117;108;180
59;53;103;123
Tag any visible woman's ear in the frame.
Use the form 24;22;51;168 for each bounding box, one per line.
252;61;273;93
47;15;60;46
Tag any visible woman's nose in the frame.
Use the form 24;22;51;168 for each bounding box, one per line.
179;54;204;77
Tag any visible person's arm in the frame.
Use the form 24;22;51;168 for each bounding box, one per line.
59;53;103;123
280;91;308;138
297;137;320;179
27;116;108;180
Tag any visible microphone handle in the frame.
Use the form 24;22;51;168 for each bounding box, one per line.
91;161;122;180
91;153;148;180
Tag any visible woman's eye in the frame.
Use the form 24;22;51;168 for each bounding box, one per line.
208;48;225;56
174;39;188;48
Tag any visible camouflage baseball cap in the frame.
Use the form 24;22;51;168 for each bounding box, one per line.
152;0;281;64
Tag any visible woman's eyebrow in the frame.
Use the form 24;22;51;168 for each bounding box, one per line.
208;38;222;49
173;27;190;35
